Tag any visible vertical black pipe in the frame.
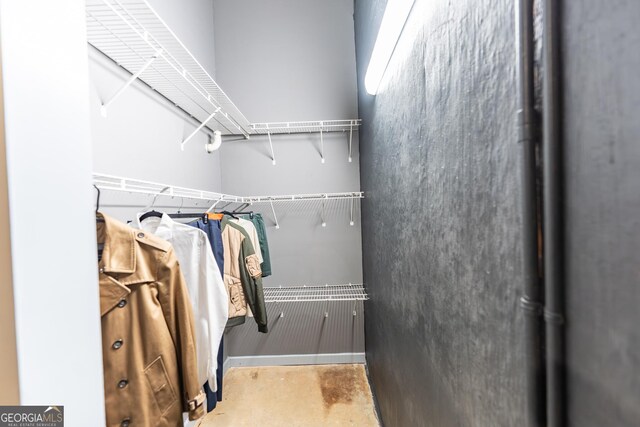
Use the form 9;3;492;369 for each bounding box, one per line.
515;1;546;426
542;0;566;425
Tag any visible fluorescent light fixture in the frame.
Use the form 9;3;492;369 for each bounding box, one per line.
364;0;416;95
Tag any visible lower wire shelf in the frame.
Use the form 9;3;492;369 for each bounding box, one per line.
263;284;368;318
263;284;368;303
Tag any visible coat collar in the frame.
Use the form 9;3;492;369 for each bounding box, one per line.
97;212;157;316
98;212;137;274
135;212;175;241
220;215;231;230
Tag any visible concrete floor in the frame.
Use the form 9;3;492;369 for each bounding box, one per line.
199;364;380;427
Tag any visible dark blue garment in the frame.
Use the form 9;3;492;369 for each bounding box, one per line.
189;219;224;276
188;219;225;411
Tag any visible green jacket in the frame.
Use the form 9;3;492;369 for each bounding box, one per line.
221;216;268;333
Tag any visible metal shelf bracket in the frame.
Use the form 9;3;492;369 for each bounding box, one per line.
267;130;276;165
269;199;280;229
320;122;325;164
181;107;221;151
101;48;163;117
348;120;354;162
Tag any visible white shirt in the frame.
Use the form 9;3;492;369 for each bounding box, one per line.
135;213;228;392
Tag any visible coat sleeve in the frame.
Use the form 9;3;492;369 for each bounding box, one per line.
157;247;205;421
247;222;263;263
238;235;268;333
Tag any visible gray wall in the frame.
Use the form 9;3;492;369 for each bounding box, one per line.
355;0;526;425
213;0;364;357
563;1;640;425
212;0;358;121
90;0;222;222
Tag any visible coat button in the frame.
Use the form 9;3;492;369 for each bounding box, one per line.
112;339;123;350
137;232;145;238
118;379;128;389
117;299;127;308
120;418;130;427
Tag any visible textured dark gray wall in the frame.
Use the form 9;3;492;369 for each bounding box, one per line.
563;1;640;425
355;0;526;425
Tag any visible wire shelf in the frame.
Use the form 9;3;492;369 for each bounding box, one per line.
85;0;362;143
86;0;252;137
264;284;368;303
93;173;364;204
249;119;361;135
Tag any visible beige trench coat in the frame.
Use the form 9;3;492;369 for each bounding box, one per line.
97;213;205;427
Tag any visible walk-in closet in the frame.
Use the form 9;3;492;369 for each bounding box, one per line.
1;0;640;426
89;0;370;425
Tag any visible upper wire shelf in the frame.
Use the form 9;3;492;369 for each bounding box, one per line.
85;0;362;148
85;0;252;138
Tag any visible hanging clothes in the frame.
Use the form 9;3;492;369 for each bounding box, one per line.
96;213;205;426
188;218;225;411
243;213;272;277
230;217;263;264
189;218;224;275
221;215;268;333
135;213;228;394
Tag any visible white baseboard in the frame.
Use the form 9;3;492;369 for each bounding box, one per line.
223;352;366;374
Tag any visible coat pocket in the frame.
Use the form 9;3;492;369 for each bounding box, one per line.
228;280;247;317
245;254;262;278
144;356;177;415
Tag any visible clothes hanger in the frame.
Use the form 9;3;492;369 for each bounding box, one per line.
138;210;163;222
138;186;170;222
230;205;254;219
232;203;250;213
167;212;209;224
229;211;255;219
163;196;209;223
221;210;239;220
94;184;105;261
94;184;105;223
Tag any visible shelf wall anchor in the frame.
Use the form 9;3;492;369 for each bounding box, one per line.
181;107;222;151
101;49;163;117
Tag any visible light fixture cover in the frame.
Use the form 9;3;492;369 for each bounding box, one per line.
364;0;416;95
